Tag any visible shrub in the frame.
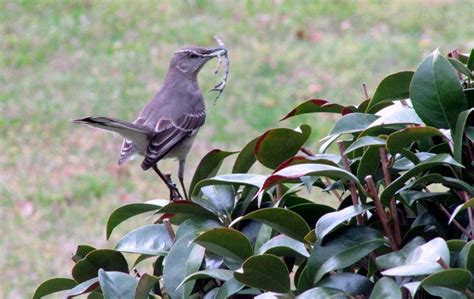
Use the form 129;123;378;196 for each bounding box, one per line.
35;48;473;298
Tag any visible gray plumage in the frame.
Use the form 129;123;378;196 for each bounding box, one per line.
74;46;226;199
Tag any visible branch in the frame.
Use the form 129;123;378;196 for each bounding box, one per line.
365;175;398;250
438;204;472;240
379;147;402;247
338;141;364;225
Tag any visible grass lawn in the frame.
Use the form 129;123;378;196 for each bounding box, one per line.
1;0;473;297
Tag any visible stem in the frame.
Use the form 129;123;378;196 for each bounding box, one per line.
365;175;398;250
436;256;450;269
338;141;364;225
299;147;343;202
275;184;283;202
438;204;472;240
362;83;370;100
300;146;315;156
462;192;474;237
379;148;402;247
325;178;343;202
163;219;176;240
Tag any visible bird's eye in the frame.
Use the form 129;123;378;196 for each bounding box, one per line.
189;53;199;59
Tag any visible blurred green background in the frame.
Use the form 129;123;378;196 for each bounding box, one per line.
1;0;473;297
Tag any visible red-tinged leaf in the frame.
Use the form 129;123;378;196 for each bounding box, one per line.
259;164;363;193
33;278;77;299
156;200;219;224
254;125;311;169
273;154;340;173
281;99;345;120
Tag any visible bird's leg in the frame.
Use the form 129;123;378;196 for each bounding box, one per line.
178;159;189;200
152;165;182;201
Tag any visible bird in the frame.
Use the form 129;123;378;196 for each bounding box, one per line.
74;46;227;201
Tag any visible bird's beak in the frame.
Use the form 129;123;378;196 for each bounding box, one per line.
204;47;227;58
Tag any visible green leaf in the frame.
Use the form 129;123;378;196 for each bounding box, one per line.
453;108;474;164
296;287;348;299
232;137;258;174
65;277;100;298
386;126;443;155
255;124;311;169
193;185;234;218
281;99;345;120
72;249;129;283
234;208;310;243
410;49;467;130
98;270;137;299
402;173;474;195
366;105;424;130
423;285;467;299
106;201;165;240
308;226;383;281
380;153;464;206
156;200;220;223
215;278;245;299
357;145;382;181
315;205;373;241
376;237;425;269
115;224;173;255
134;273;160;299
257;234;309;257
343;136;386;155
366;71;414;112
175;217;222;240
316;273;373;297
33;278;77;299
370;277;402;299
399;190;450;206
260;164;364;194
72;245;96;262
313;239;385;283
326;113;379;137
449;58;473;79
449;198;474;224
189;149;237;195
287;202;335;228
457;241;474;272
163;234;205;299
403;282;421;297
468;48;474;71
382;237;449;276
194;227;253;261
178;269;233;289
234;254;291;294
421;269;472;292
192;174;267;197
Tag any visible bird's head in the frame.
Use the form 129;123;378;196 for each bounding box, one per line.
170;47;226;78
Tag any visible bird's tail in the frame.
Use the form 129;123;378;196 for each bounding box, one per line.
73;116;151;148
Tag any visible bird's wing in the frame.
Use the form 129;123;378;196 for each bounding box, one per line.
118;117;148;165
140;109;205;170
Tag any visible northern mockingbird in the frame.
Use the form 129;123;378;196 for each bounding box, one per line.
74;45;228;200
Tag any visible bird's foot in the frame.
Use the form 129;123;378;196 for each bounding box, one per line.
169;183;183;201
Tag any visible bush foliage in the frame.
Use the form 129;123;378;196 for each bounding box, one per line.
35;48;473;298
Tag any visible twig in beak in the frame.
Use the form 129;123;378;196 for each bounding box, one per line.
209;35;229;101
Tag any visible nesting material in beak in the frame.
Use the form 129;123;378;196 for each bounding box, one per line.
209;35;229;101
